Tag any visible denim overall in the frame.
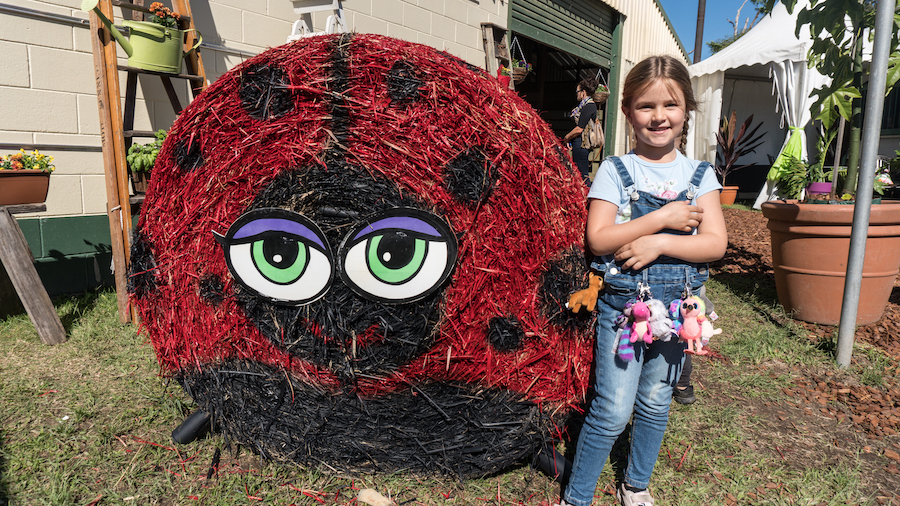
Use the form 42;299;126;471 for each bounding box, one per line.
563;157;712;506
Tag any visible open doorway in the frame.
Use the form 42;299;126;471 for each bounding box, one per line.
510;34;610;143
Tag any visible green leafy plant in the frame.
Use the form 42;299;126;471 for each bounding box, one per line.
126;130;167;173
715;110;766;185
776;156;811;199
764;0;900;197
0;149;55;172
148;2;180;28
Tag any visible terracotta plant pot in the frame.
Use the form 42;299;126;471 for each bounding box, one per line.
0;170;51;206
761;200;900;325
720;185;739;206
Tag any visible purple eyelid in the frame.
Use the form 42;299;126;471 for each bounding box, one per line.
232;218;326;249
352;216;441;241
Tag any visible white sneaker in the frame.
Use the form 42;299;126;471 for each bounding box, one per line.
616;483;655;506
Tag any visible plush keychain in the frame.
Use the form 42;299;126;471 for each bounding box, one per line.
646;298;673;342
615;282;674;361
615;309;636;362
675;296;709;355
567;271;604;313
627;300;652;344
695;296;722;347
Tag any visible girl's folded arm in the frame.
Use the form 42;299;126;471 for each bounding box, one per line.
657;191;728;263
585;198;667;256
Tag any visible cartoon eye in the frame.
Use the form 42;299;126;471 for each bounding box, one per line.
338;208;457;303
214;208;333;305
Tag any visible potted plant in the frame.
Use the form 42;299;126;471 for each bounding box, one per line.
500;59;533;84
593;84;610;105
759;0;900;326
770;134;835;202
714;110;765;205
126;129;167;194
0;149;55;206
80;0;201;75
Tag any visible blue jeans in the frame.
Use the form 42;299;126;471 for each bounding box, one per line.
563;263;705;506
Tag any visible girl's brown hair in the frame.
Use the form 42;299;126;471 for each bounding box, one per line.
621;55;697;153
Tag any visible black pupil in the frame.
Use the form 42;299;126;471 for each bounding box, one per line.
377;232;415;269
263;235;299;267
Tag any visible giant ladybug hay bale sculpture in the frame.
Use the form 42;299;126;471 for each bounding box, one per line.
129;33;593;478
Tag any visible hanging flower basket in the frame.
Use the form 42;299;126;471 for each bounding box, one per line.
508;37;532;86
512;66;529;84
593;85;610;105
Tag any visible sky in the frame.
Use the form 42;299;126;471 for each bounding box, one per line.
657;0;765;62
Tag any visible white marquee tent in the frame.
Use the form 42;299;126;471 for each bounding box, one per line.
686;0;830;205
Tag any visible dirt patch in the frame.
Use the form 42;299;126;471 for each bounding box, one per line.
709;207;900;503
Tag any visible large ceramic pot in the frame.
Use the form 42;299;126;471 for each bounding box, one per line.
0;170;50;206
761;200;900;325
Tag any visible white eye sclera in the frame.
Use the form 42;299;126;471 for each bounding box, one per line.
339;210;457;303
215;208;333;305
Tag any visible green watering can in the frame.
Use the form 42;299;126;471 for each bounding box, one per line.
81;0;202;74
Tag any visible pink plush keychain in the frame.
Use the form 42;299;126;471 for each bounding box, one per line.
677;296;708;355
627;300;653;344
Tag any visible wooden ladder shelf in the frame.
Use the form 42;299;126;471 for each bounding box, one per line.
86;0;207;322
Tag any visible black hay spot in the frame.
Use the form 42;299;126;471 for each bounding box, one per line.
173;138;204;172
239;63;294;120
387;60;424;105
487;316;524;352
127;226;156;298
540;246;593;332
199;275;225;305
554;144;576;175
325;34;353;160
443;148;499;207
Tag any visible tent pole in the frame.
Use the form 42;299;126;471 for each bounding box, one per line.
836;0;896;368
694;0;706;64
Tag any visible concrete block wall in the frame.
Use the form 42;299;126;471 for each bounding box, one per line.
0;0;507;297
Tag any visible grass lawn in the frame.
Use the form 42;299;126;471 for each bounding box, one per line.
1;277;898;505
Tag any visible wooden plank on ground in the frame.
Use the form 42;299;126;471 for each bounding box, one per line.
0;207;66;345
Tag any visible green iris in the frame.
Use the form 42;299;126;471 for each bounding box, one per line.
366;233;426;284
252;237;307;284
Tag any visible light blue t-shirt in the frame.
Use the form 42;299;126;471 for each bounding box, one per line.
587;151;722;224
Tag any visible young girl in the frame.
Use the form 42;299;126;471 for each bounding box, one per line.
559;55;727;506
